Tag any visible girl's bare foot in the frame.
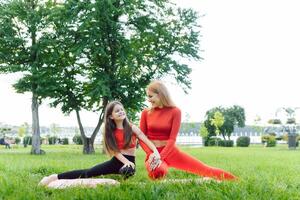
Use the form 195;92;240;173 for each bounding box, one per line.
38;174;58;186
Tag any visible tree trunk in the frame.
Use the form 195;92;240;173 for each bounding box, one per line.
83;137;95;154
31;93;43;154
75;109;95;154
75;99;108;154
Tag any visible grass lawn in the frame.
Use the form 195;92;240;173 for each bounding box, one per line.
0;144;300;200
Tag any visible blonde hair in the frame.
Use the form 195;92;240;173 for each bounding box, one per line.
147;80;175;108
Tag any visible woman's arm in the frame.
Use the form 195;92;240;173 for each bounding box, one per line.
113;152;135;169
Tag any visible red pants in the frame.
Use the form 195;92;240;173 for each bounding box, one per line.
145;146;237;181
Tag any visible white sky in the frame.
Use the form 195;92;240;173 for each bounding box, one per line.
1;0;300;127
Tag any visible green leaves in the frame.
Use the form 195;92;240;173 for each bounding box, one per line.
210;111;225;135
1;0;201;140
204;105;246;140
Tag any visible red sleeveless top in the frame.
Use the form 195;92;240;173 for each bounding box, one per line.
114;128;136;149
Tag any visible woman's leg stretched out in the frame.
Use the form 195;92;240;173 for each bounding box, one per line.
146;147;236;180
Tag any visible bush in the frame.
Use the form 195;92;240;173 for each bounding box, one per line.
266;138;277;147
14;137;21;145
218;140;234;147
261;135;271;144
23;136;32;147
61;138;69;145
287;118;296;124
236;136;250;147
262;134;277;147
268;119;281;124
73;134;83;145
203;137;209;146
207;137;222;146
48;136;58;145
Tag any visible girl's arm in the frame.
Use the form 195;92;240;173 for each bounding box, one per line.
113;152;135;169
132;125;160;158
138;110;153;155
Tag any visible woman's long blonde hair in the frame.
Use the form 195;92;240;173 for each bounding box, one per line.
146;80;175;109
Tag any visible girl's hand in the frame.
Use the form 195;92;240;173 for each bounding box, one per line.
148;153;161;171
123;161;135;169
153;151;161;160
149;151;161;161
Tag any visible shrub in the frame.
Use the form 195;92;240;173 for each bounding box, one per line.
261;135;271;144
219;140;234;147
203;137;208;146
48;136;58;145
266;138;276;147
23;136;32;147
207;137;222;146
236;136;250;147
287;118;296;124
266;136;277;147
262;134;277;147
73;134;83;145
61;138;69;145
14;137;21;145
268;119;281;124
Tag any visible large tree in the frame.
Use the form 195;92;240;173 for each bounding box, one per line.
0;0;57;154
44;0;201;154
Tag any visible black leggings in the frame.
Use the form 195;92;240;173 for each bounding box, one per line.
58;155;135;179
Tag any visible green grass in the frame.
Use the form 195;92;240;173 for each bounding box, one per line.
1;144;300;200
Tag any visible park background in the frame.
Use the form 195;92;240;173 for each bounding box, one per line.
1;0;300;128
1;0;300;199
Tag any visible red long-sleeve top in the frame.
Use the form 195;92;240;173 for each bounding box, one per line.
139;106;181;160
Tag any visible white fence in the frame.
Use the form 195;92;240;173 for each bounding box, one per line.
45;131;288;146
69;132;267;146
176;135;203;146
92;134;204;146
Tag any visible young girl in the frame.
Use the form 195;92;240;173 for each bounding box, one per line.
39;101;161;186
139;80;237;181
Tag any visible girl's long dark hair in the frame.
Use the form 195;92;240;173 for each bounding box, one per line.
103;101;133;155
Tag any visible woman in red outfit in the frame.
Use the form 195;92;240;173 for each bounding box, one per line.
139;80;237;181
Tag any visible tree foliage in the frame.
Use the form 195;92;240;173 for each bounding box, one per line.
210;111;224;135
42;0;201;154
0;0;56;154
1;0;201;154
204;105;246;140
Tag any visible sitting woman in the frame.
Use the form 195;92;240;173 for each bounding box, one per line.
139;80;237;181
39;100;160;186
